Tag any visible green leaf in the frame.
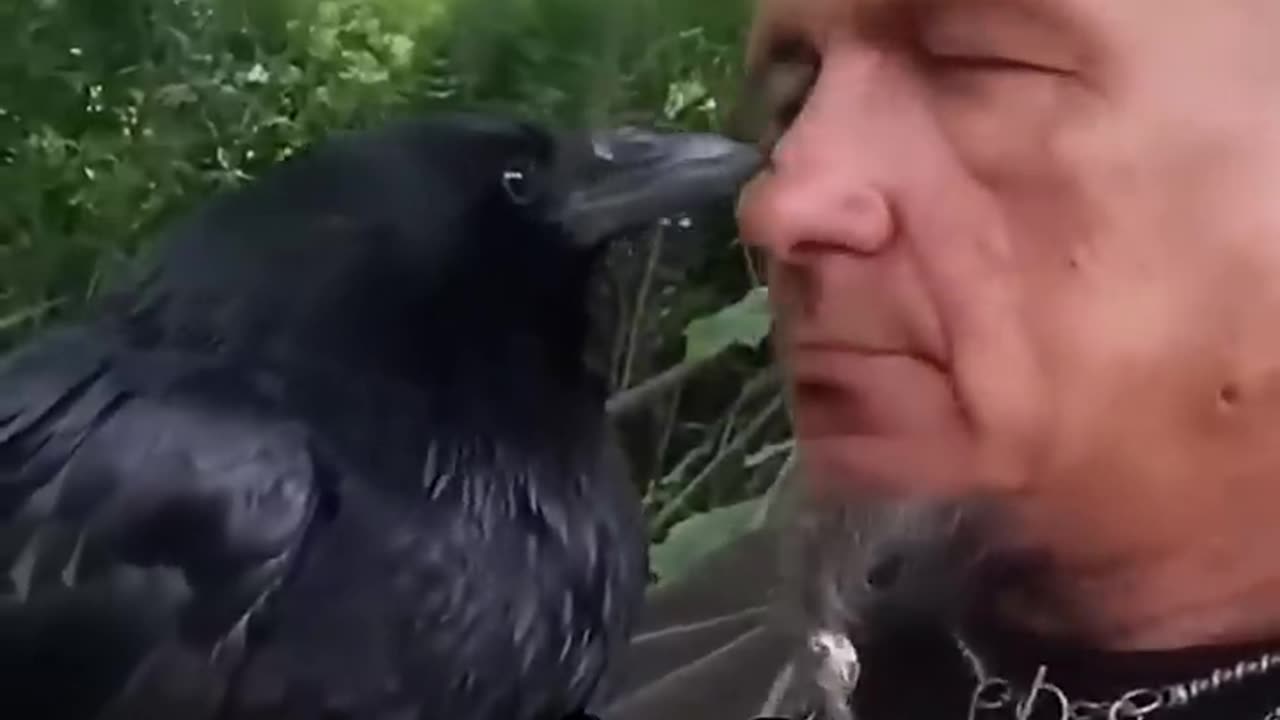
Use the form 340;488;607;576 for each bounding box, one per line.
155;83;198;107
384;34;415;68
317;1;343;25
682;286;772;363
649;495;765;588
663;76;707;120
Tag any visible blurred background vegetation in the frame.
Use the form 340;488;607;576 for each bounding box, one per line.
0;0;793;589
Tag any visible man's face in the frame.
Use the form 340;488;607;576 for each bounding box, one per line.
739;0;1280;560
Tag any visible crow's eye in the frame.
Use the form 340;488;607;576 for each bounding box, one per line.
501;161;539;205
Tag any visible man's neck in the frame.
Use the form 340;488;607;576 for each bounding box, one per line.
993;525;1280;651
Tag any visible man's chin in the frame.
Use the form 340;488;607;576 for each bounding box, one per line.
776;434;1024;637
796;432;982;501
762;432;1047;720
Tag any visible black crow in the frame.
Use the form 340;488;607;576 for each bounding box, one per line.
0;114;760;720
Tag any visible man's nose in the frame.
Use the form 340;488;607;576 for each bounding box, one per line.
738;55;898;263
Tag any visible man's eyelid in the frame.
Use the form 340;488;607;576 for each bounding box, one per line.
913;1;1084;74
917;25;1078;75
923;52;1074;76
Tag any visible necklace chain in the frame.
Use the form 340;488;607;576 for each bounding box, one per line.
952;636;1280;720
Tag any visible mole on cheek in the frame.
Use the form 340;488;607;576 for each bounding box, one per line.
1218;382;1242;410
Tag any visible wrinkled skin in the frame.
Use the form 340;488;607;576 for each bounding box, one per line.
739;0;1280;651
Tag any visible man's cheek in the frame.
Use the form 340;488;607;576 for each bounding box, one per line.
955;343;1052;494
910;228;1049;492
1021;277;1225;491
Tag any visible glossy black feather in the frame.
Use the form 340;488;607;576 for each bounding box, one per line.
0;331;322;719
0;115;648;720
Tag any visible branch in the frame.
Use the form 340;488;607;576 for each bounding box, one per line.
717;366;781;447
618;224;665;390
652;392;785;531
652;382;684;475
643;429;716;509
607;354;716;418
640;367;776;507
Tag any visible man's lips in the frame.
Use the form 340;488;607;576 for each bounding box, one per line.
784;337;946;371
777;340;979;497
782;341;956;438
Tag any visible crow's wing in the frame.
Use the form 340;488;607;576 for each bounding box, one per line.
0;328;325;720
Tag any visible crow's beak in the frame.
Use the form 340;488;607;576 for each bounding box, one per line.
556;127;763;247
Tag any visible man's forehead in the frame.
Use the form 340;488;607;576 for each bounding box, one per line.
747;0;1090;67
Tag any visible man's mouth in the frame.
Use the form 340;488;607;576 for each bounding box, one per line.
783;341;953;438
791;378;872;437
786;338;946;372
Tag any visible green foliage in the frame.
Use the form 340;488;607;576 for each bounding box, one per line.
1;0;446;340
1;0;786;585
0;0;751;341
649;495;766;589
683;286;772;363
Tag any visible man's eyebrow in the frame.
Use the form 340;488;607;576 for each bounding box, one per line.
910;0;1092;40
746;0;1088;73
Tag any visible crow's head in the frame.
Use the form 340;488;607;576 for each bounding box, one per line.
118;114;759;383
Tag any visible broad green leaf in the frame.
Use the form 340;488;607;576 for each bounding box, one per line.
650;495;765;588
682;286;772;363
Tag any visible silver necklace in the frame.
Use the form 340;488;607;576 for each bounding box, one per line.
953;635;1280;720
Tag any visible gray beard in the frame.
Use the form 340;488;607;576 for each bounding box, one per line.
767;460;1012;719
